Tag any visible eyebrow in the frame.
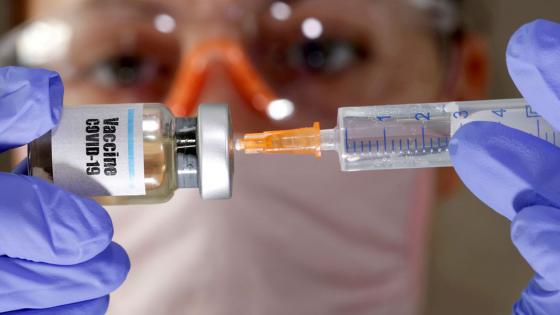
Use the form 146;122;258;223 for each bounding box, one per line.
81;0;172;15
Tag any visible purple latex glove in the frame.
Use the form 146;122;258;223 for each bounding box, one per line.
0;67;129;314
450;20;560;314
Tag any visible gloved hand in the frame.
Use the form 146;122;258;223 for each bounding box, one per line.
0;67;129;314
450;20;560;314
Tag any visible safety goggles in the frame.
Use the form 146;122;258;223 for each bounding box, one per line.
0;0;461;124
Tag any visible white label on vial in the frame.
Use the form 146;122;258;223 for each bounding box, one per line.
51;104;145;196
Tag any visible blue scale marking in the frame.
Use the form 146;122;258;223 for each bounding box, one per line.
361;141;364;153
392;140;395;152
421;127;426;149
407;139;410;151
376;140;380;152
414;138;418;150
353;141;357;153
383;128;388;152
369;140;372;153
430;137;433;149
400;139;403;152
345;128;349;153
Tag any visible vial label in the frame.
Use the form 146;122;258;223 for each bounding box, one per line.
51;104;146;196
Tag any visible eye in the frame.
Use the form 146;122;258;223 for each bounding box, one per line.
89;54;167;87
251;23;373;83
285;39;369;75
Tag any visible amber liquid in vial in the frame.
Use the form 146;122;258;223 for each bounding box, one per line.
28;104;178;205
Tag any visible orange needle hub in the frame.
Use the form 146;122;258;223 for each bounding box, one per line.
235;122;322;158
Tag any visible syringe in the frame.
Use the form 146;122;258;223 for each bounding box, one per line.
236;99;558;172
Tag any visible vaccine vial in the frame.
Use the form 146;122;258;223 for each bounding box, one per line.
28;103;233;204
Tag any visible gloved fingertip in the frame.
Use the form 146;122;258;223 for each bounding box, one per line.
58;296;110;315
507;19;560;65
449;122;484;160
506;19;560;131
448;123;473;156
451;121;560;221
94;243;131;293
0;174;114;265
48;70;63;124
512;205;560;289
56;194;115;265
449;122;517;220
2;296;110;315
0;67;65;152
513;275;560;315
0;244;125;312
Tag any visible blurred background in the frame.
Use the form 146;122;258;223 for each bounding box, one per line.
0;0;559;314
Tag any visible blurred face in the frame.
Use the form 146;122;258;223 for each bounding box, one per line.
24;0;446;132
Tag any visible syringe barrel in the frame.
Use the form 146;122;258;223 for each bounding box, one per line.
335;98;556;171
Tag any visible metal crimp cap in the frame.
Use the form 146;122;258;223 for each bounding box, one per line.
197;104;233;200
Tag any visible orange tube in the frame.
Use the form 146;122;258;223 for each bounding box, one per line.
222;41;278;113
166;38;278;117
165;44;209;117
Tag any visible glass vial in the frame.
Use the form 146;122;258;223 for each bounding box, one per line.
28;103;233;205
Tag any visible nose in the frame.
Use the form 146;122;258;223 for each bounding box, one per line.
199;60;272;132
